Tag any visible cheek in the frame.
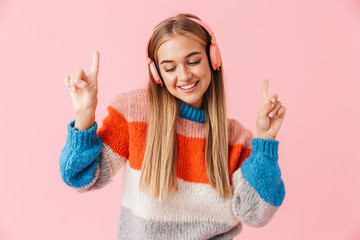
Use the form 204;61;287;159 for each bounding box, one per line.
162;76;177;89
198;65;211;82
198;60;211;76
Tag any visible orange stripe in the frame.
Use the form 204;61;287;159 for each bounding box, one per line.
228;143;242;185
176;134;208;183
97;106;129;158
176;136;250;184
128;121;147;170
98;107;251;184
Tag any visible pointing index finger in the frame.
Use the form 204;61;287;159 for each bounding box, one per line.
90;50;100;76
262;79;269;104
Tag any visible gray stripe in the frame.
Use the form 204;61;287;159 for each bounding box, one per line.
232;173;279;228
116;206;242;240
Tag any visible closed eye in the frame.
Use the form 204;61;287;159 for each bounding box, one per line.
165;68;175;72
164;60;201;72
189;60;200;65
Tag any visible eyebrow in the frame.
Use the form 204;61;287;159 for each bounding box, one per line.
160;51;201;65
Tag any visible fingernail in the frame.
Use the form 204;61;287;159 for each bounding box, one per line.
271;98;276;103
74;79;80;84
72;86;76;92
269;112;274;117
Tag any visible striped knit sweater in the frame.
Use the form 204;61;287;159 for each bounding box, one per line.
59;88;285;240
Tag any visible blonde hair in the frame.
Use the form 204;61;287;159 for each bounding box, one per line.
139;13;231;200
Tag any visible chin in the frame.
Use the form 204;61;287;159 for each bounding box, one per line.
182;98;202;108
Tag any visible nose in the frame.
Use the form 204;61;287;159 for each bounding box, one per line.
178;65;192;82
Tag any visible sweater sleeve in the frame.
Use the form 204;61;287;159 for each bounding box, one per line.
59;92;129;192
231;129;285;228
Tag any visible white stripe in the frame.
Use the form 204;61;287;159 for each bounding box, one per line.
120;161;238;225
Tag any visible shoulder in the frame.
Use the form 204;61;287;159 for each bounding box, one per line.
109;88;149;122
228;118;254;148
110;88;148;106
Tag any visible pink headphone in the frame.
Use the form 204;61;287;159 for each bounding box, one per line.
146;17;222;87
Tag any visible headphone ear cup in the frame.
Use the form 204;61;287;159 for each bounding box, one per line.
149;61;163;86
210;44;222;70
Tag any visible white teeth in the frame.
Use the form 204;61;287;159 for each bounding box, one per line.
179;82;197;89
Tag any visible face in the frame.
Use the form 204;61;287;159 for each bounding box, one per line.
157;34;212;109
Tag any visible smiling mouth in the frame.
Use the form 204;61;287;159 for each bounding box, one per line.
178;81;199;90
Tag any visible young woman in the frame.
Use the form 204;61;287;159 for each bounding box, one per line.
60;13;286;240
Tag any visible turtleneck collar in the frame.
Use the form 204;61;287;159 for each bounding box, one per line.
178;99;205;123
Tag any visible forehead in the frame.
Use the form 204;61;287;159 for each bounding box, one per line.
157;34;205;61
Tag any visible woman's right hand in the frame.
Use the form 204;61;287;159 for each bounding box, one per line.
64;50;100;130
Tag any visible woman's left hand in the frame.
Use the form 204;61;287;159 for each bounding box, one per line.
256;79;286;140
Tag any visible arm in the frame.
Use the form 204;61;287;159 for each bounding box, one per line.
59;120;103;191
232;136;285;227
59;94;130;192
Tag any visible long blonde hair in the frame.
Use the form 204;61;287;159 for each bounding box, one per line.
139;13;231;200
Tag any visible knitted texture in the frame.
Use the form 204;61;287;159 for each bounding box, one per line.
59;88;285;240
241;138;285;207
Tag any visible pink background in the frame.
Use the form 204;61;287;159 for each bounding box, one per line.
1;0;360;239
